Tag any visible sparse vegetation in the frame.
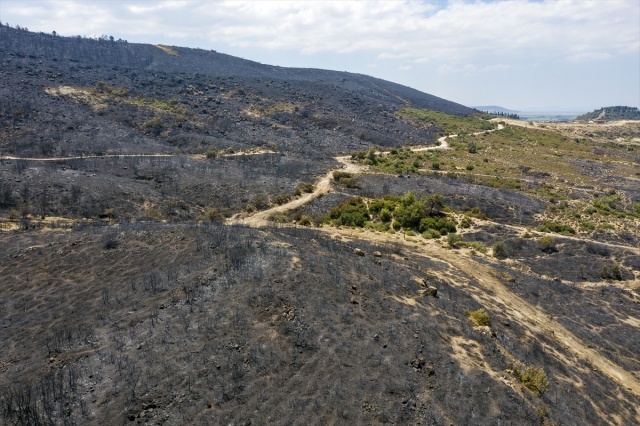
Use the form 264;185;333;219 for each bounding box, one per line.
468;309;492;327
492;242;507;259
509;364;550;396
538;236;557;253
333;171;361;188
1;24;638;426
398;108;497;134
537;221;576;235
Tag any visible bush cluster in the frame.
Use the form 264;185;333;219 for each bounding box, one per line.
327;197;369;227
333;171;361;188
325;192;457;237
537;221;575;235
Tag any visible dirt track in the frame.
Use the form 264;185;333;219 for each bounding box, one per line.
226;122;640;401
329;226;640;401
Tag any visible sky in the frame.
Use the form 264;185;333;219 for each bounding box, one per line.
1;0;639;111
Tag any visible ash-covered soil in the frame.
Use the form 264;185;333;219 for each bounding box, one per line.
1;25;639;426
1;223;639;425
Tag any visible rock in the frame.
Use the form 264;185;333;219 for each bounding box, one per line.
418;286;438;297
372;251;382;257
353;248;365;256
409;357;425;370
474;325;496;337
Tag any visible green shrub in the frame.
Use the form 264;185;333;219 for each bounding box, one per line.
333;171;352;180
204;207;222;222
600;262;622;280
465;207;488;219
273;194;292;205
268;213;289;223
579;221;596;231
492;242;507;259
511;365;549;396
333;171;361;188
468;309;491;327
538;236;557;253
593;193;623;214
340;177;361;188
295;182;314;195
251;194;271;210
537;221;575;235
447;233;460;248
422;229;442;239
459;215;473;228
365;221;391;232
298;215;312;226
419;216;456;235
327;197;369;227
466;241;487;253
205;146;218;158
378;207;392;223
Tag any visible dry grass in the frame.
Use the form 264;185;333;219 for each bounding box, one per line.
156;44;180;56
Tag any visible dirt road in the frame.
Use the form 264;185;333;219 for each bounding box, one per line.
327;226;640;400
226;120;640;399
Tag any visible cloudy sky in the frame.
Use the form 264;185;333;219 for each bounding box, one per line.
2;0;638;111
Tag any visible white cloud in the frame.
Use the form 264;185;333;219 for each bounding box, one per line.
437;62;512;74
3;0;637;65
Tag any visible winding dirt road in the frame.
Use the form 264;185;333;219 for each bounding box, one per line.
226;121;640;400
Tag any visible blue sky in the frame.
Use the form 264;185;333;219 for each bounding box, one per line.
1;0;638;111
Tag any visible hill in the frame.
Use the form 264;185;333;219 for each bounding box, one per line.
576;106;640;121
1;25;640;426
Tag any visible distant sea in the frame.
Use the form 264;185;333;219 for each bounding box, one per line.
516;111;586;122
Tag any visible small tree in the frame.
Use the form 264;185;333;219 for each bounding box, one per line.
423;193;444;216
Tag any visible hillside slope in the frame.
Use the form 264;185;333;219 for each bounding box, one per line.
1;25;639;426
0;26;473;115
576;106;640;121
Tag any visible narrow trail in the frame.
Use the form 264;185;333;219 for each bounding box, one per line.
226;121;640;399
229;125;503;227
0;150;276;163
229;153;367;227
0;153;177;162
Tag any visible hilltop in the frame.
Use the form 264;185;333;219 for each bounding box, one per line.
1;25;639;426
576;106;640;121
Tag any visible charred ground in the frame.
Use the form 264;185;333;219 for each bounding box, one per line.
1;25;639;426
